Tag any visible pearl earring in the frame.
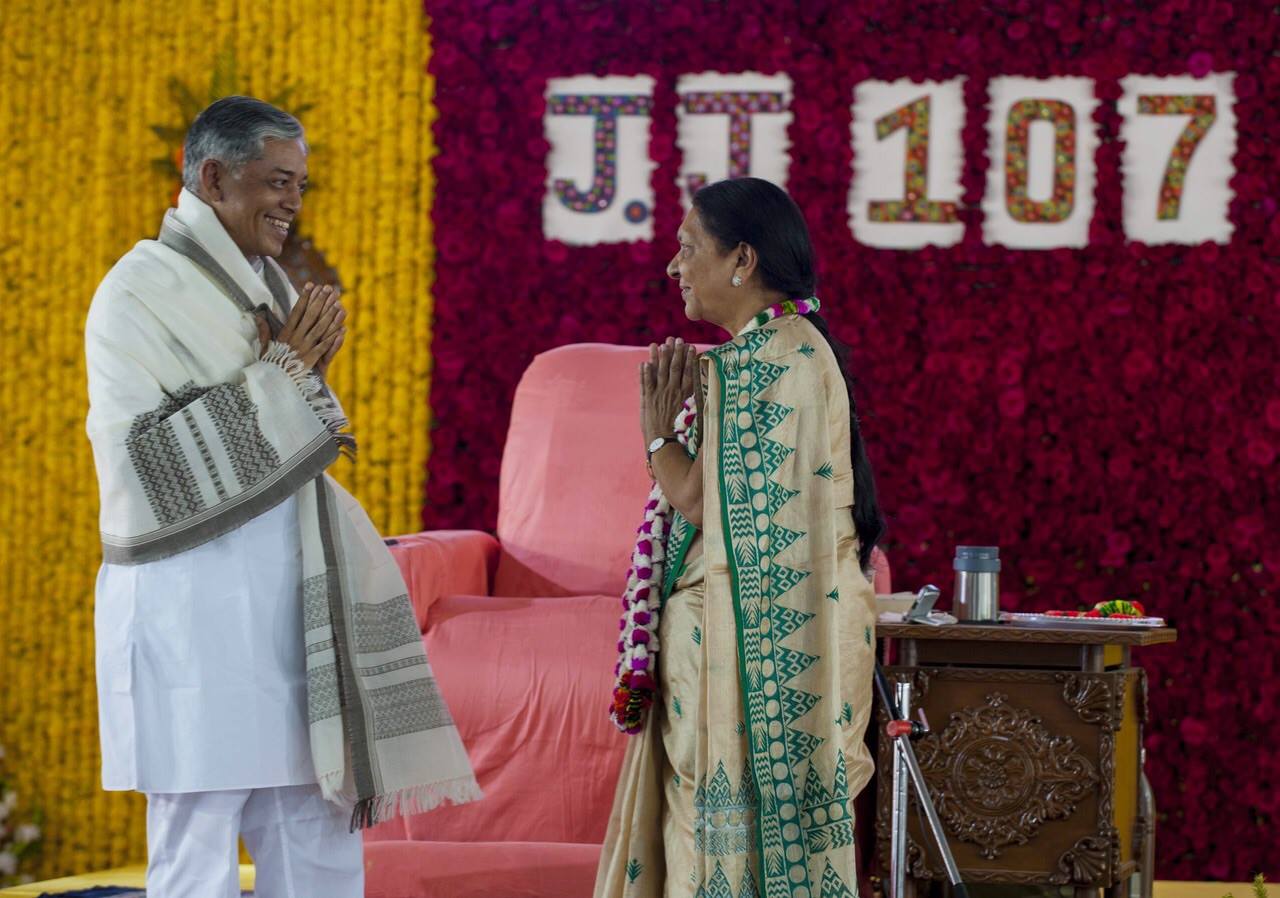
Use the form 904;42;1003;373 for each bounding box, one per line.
732;275;743;287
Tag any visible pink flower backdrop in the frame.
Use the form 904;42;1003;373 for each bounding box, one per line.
422;0;1277;879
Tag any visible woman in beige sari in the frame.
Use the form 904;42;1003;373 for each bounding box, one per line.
597;178;886;898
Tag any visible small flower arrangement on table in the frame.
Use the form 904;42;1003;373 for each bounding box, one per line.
1045;599;1149;619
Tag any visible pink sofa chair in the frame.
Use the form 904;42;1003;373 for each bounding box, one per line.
363;343;890;898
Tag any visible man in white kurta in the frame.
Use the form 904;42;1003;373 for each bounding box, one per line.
88;97;359;898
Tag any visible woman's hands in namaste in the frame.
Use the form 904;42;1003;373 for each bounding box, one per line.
640;337;700;446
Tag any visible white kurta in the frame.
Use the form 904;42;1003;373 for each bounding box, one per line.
95;253;315;794
96;494;315;792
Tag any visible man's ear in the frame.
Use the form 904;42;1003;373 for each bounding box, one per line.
199;158;225;202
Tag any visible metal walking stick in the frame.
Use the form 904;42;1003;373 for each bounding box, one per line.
875;586;969;898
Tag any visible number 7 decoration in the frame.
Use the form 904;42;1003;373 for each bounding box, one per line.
1119;73;1236;245
849;78;966;249
983;76;1099;249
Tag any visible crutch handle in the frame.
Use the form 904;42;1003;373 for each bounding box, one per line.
886;720;914;738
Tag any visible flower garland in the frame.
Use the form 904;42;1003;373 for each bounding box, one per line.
750;295;820;330
611;298;817;734
611;398;697;734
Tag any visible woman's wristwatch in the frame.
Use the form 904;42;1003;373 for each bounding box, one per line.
647;435;679;463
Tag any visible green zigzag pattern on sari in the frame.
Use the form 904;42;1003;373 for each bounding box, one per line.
711;324;845;897
801;751;855;853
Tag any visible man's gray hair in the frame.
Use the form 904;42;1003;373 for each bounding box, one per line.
182;96;305;192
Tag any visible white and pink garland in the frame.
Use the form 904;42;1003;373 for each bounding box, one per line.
610;397;697;734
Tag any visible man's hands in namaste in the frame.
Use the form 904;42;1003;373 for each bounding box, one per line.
257;283;347;378
640;337;701;446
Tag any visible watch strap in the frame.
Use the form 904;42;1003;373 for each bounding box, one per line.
647;435;680;463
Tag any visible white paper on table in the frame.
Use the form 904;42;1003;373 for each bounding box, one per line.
877;611;958;627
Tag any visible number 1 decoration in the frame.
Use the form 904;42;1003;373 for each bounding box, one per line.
850;78;966;249
868;97;960;224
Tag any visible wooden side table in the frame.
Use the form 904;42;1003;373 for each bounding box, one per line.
874;622;1177;898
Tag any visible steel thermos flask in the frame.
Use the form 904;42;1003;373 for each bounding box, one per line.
953;546;1001;622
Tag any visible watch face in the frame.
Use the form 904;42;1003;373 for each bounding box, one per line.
649;437;666;453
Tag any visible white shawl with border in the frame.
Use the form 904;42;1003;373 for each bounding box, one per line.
86;189;480;827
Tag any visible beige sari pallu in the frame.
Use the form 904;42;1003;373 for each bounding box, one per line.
597;313;876;898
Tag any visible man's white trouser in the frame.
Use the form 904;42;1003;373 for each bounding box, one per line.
146;784;363;898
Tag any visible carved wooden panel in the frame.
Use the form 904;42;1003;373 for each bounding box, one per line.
913;692;1099;859
875;666;1143;888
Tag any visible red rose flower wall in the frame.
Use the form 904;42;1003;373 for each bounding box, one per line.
422;0;1277;878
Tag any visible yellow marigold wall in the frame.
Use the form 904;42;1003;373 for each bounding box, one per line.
0;0;435;878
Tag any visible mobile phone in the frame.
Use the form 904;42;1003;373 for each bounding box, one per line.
904;585;941;623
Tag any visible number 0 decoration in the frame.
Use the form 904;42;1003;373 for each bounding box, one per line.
983;76;1098;249
1004;98;1077;224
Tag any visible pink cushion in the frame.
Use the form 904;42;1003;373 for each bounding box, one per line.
386;530;501;630
363;840;600;898
384;592;626;845
494;344;655;597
